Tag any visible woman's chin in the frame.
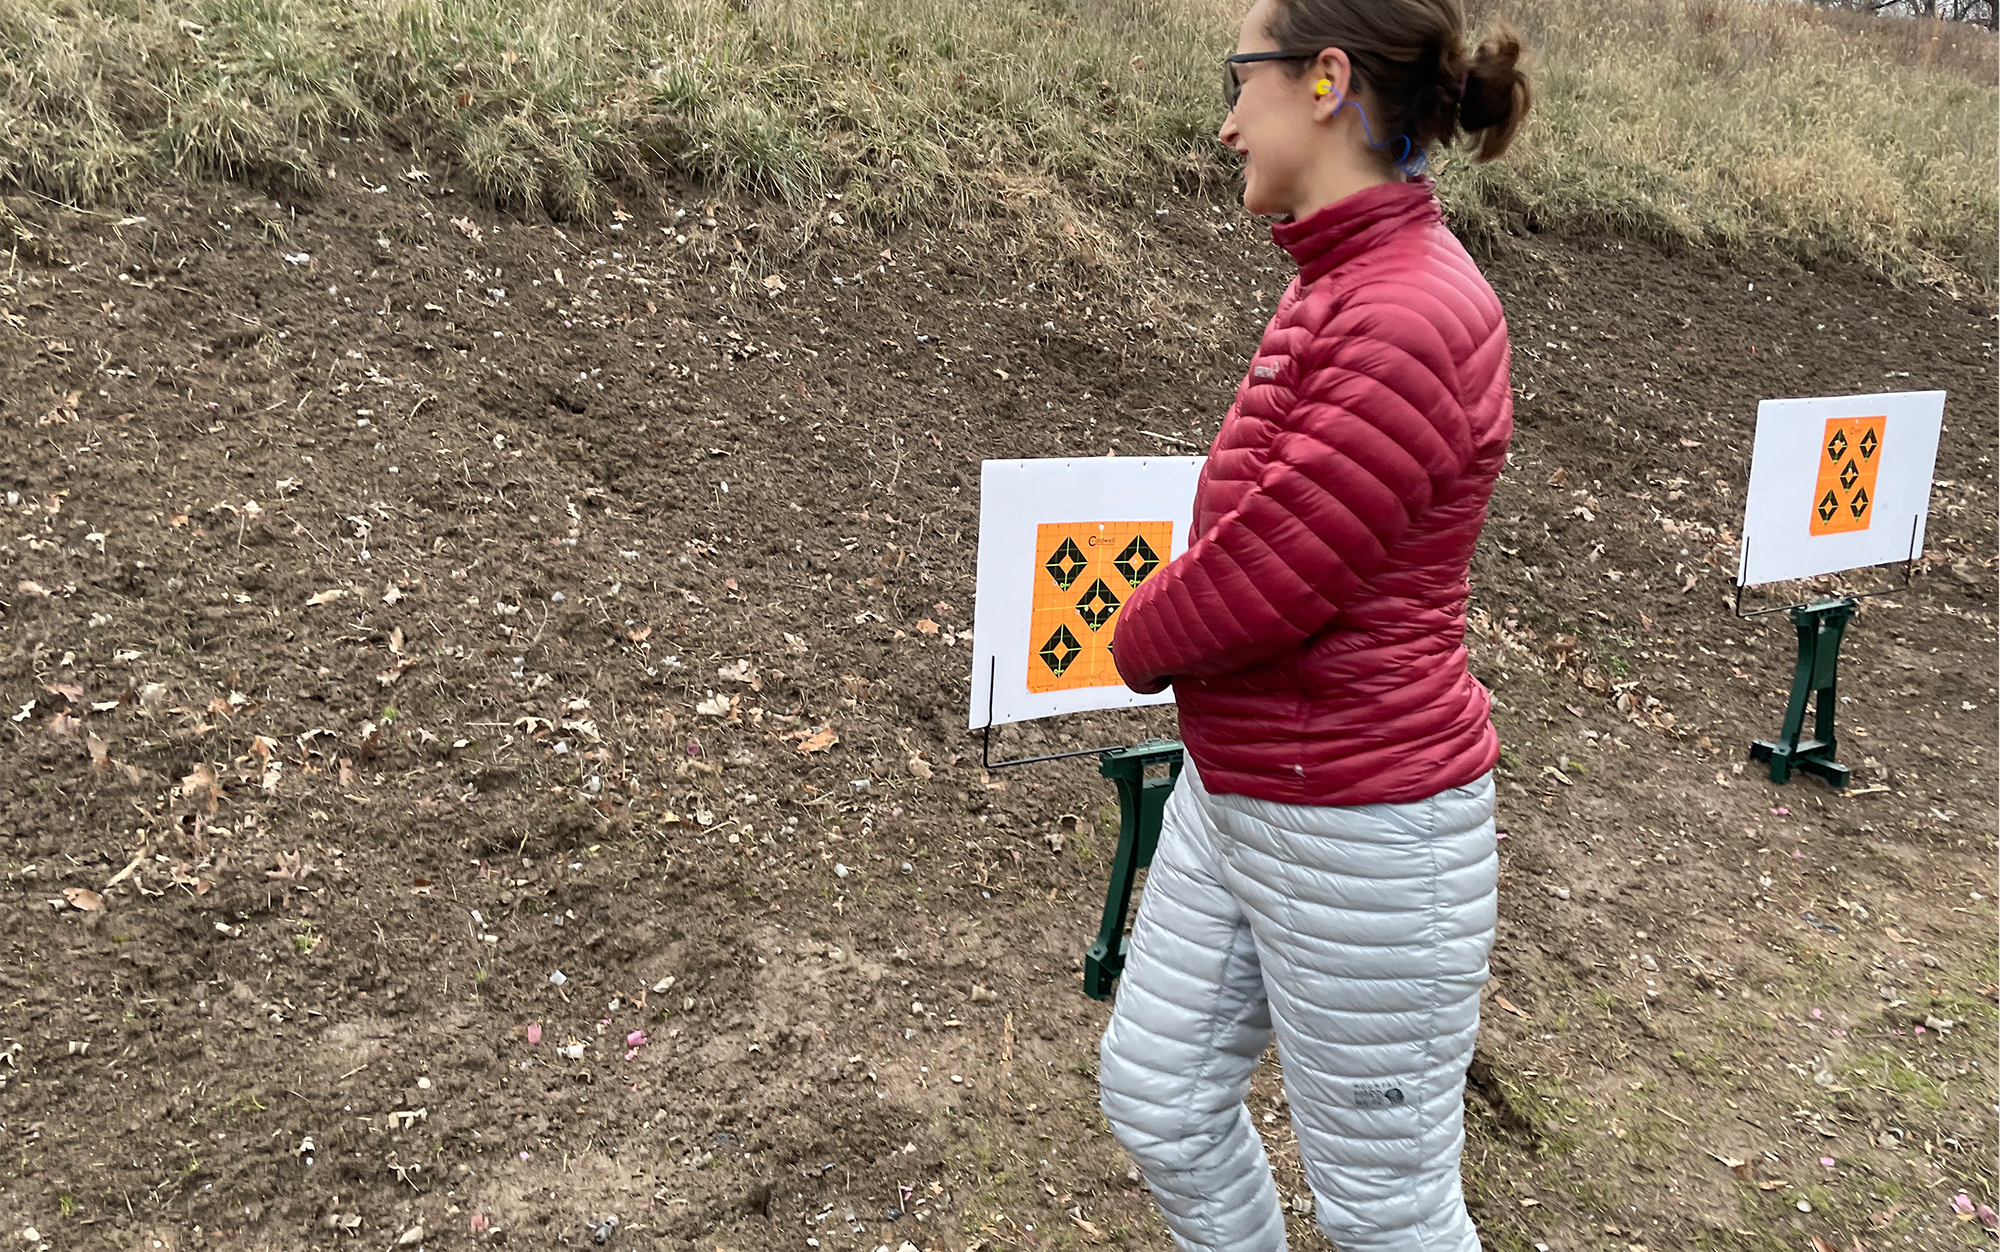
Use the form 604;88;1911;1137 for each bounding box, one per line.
1240;174;1285;219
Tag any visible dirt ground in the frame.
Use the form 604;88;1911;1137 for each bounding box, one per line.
0;153;1994;1252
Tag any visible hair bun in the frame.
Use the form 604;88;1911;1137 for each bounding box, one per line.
1459;22;1531;163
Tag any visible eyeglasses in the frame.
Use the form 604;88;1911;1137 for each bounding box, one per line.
1222;51;1314;111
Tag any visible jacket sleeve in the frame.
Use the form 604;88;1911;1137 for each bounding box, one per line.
1113;301;1474;692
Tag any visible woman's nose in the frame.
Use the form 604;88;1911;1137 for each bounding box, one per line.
1217;111;1238;147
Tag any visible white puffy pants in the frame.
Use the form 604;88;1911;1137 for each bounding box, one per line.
1098;762;1497;1252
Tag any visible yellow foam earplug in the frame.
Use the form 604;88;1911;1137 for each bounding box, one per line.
1314;78;1333;96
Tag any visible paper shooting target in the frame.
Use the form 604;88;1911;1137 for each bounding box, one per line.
1026;522;1172;693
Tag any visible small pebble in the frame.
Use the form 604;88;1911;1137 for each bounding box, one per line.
550;970;568;986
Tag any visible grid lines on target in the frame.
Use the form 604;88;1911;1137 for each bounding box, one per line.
1809;415;1884;537
1027;521;1172;693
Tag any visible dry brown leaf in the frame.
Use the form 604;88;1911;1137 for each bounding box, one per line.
388;625;405;656
451;216;483;242
16;579;50;597
181;763;223;814
250;734;278;765
376;657;422;687
1755;1179;1790;1191
266;850;311;883
63;887;102;911
46;711;80;739
915;619;940;635
35;390;80;426
305;588;345;607
797;728;838;755
907;755;934;781
1494;995;1530;1019
86;734;110;772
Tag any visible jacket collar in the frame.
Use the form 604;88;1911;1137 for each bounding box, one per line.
1270;178;1440;286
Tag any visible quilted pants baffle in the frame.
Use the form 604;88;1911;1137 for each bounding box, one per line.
1098;762;1497;1252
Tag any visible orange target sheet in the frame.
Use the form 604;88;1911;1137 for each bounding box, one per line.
1027;521;1173;693
1808;415;1884;537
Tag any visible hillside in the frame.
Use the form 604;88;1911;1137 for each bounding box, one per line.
1;1;1997;1250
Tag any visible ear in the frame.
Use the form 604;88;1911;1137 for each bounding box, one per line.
1310;47;1353;121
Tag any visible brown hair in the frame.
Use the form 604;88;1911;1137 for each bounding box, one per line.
1264;0;1532;165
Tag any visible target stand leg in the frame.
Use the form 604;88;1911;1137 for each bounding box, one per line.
1082;742;1183;1000
1749;598;1857;790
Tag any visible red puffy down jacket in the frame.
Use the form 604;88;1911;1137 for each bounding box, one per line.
1112;179;1511;807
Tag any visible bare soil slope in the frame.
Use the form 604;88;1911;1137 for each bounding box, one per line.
0;162;1993;1252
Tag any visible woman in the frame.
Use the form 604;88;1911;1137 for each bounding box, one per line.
1097;1;1530;1249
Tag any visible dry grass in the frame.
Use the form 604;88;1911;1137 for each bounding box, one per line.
0;0;1992;285
1454;0;1999;286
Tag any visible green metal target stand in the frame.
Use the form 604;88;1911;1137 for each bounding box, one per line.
1735;521;1918;789
979;657;1182;1000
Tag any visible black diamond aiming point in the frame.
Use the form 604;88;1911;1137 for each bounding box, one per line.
1038;625;1081;677
1044;537;1086;590
1075;579;1121;631
1112;534;1160;586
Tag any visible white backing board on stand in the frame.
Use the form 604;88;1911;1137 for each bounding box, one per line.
969;457;1204;730
1738;390;1944;587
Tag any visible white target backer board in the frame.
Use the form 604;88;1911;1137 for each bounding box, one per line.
970;457;1204;729
1738;391;1944;587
